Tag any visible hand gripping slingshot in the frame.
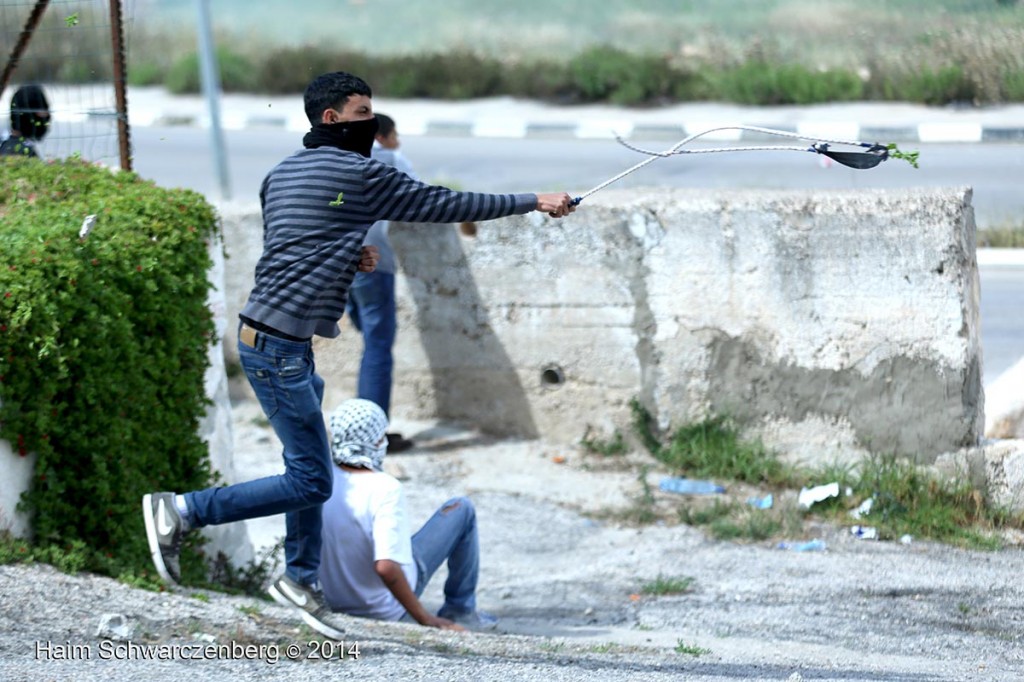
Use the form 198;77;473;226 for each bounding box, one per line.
569;125;909;207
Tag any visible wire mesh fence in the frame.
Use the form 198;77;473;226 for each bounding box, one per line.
1;0;132;167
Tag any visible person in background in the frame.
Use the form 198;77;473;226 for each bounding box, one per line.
320;399;497;631
346;113;416;453
1;84;50;158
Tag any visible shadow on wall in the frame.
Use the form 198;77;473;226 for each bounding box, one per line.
390;221;539;438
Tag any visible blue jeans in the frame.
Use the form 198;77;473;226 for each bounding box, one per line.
346;271;396;416
185;330;332;586
411;496;480;615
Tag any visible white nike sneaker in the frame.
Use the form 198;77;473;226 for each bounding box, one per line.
267;575;348;640
142;492;186;584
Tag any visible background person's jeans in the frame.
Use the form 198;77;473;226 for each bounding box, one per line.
411;496;480;615
346;271;397;416
185;331;332;587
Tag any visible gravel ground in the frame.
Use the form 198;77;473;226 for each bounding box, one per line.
2;400;1023;681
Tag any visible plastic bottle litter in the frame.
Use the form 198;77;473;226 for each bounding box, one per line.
747;494;774;510
659;477;725;495
850;497;874;520
777;539;826;552
850;525;878;540
797;482;841;510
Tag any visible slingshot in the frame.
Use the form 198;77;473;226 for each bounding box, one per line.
570;125;915;206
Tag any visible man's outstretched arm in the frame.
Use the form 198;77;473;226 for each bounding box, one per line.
374;559;464;631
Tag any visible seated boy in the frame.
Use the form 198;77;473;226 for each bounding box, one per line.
319;399;496;630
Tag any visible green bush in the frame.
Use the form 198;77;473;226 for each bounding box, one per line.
165;47;258;94
568;46;686;105
869;65;975;105
374;52;505;99
0;156;218;582
127;61;168;87
714;61;863;105
256;46;370;95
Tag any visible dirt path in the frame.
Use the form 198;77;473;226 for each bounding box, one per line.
2;400;1021;681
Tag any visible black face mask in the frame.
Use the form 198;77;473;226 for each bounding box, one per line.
14;112;50;141
302;116;379;157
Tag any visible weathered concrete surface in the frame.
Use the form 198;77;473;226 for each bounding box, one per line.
219;188;982;464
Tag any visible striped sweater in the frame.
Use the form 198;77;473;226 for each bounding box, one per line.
241;147;537;339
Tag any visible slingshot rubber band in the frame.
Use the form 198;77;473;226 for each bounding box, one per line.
570;125;893;206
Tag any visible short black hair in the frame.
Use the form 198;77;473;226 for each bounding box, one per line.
375;113;395;138
303;72;372;125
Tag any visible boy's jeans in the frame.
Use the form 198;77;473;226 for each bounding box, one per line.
185;330;332;587
411;496;480;615
346;271;397;416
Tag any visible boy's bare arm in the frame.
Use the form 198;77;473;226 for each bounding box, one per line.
374;559;465;631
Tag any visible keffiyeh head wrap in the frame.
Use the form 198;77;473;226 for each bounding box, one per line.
329;399;389;471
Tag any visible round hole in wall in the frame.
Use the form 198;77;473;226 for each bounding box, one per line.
541;365;565;388
459;221;478;237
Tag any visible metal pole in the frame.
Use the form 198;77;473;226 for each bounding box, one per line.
195;0;231;200
0;0;51;99
108;0;132;171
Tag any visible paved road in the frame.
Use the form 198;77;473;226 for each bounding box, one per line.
980;265;1024;386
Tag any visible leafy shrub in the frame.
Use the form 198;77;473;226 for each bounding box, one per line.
127;61;168;87
374;51;505;99
869;65;975;106
502;58;575;102
568;46;686;105
256;46;372;95
713;60;863;105
0;156;218;582
165;47;258;94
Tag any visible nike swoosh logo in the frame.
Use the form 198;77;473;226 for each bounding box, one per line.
156;499;176;536
280;582;308;607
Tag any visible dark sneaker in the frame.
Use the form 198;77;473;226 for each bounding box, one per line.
437;607;499;631
268;575;347;640
386;432;414;454
142;492;185;585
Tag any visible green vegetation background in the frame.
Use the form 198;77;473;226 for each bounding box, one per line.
9;0;1024;106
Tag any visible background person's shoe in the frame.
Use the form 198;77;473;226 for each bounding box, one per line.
437;606;499;631
268;575;347;640
142;492;185;585
386;432;414;454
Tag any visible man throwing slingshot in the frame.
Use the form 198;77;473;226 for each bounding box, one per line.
142;70;575;640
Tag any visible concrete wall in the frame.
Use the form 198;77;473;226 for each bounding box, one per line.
219;187;983;464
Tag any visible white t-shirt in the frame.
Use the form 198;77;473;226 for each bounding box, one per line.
319;466;418;621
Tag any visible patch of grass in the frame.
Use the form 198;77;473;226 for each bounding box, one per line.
587;642;619;654
539;641;566;653
675;640;711;656
641;575;695;596
581;428;628;457
205;539;284;598
191;592;210;603
662;417;791;486
708;508;782;542
850;455;1008;549
631;404;793;487
628;399;1022;548
678;499;736;526
238;604;262;617
0;533;90;574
